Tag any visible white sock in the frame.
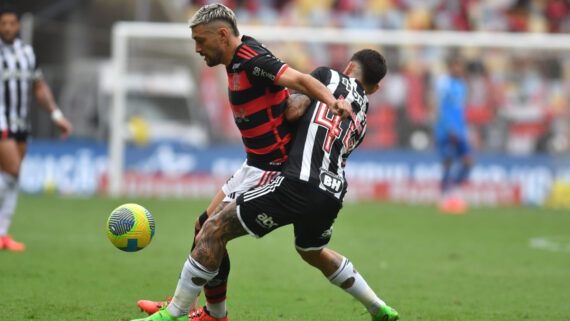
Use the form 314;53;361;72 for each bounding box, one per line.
206;301;227;319
168;258;218;317
0;173;18;237
328;257;386;316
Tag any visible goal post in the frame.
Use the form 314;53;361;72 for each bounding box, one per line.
109;22;570;197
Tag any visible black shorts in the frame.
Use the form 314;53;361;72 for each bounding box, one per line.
236;176;342;251
0;129;28;142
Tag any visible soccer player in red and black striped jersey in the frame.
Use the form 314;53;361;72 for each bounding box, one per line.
135;4;351;321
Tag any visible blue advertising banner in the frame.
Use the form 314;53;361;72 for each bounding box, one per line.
20;139;570;206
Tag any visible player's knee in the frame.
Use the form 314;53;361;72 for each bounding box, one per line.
200;215;226;241
2;163;20;177
296;248;320;266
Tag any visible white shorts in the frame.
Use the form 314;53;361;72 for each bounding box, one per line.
221;161;280;202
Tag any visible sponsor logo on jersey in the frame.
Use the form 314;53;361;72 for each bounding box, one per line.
320;226;333;239
233;107;249;123
252;66;275;81
255;213;279;229
319;171;344;193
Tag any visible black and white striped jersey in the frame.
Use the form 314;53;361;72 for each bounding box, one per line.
0;38;42;137
282;67;368;201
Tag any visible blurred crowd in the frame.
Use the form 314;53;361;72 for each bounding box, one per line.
26;0;568;155
176;0;570;33
182;0;570;154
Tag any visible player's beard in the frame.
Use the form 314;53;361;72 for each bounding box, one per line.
204;48;224;67
0;32;16;44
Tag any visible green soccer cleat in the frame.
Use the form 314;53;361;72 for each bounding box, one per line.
371;304;399;321
131;305;189;321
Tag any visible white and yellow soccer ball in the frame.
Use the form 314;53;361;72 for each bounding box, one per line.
106;203;155;252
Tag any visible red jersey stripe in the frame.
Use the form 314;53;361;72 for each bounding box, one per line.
239;114;284;138
245;133;292;155
274;64;289;84
255;171;268;187
237;52;253;60
238;47;256;58
238;48;254;58
241;45;258;57
230;89;289;117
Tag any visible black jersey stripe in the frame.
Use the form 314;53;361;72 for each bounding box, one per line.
2;52;10;132
0;39;38;135
282;67;369;201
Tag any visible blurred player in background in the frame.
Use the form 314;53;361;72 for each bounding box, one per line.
0;4;72;251
434;54;472;214
136;4;351;321
131;48;399;321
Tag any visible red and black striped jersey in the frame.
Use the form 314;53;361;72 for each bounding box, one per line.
226;36;291;171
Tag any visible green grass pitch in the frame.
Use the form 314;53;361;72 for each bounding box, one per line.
1;195;570;321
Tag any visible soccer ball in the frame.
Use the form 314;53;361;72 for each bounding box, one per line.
106;203;155;252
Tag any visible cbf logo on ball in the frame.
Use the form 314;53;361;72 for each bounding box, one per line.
319;171;344;193
106;203;155;252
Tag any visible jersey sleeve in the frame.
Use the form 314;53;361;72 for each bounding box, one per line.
245;54;288;86
24;44;43;80
309;66;330;84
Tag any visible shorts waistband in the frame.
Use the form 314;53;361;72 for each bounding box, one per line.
246;158;283;172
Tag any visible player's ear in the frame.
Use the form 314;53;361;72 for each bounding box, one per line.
343;62;355;75
218;26;231;44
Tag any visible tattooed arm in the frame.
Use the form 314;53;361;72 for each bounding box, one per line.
33;79;72;139
192;202;247;271
284;93;312;122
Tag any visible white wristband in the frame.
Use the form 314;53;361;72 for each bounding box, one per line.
51;109;64;122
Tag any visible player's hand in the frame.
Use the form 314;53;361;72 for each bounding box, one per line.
55;117;72;139
449;132;459;144
329;99;351;120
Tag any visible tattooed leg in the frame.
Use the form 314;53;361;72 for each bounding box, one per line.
192;201;247;271
168;202;245;317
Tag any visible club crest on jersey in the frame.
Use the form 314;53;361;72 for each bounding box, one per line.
319;171;344;193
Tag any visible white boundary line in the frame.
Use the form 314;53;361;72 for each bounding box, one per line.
529;236;570;253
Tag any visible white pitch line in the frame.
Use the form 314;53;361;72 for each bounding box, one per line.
529;236;570;253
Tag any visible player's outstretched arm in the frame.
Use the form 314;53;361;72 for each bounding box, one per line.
33;79;72;139
284;93;311;122
276;67;351;119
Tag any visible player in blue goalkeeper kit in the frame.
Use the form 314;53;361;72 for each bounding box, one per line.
434;55;473;211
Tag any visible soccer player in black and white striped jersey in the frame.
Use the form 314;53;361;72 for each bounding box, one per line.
132;50;401;321
0;5;72;251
